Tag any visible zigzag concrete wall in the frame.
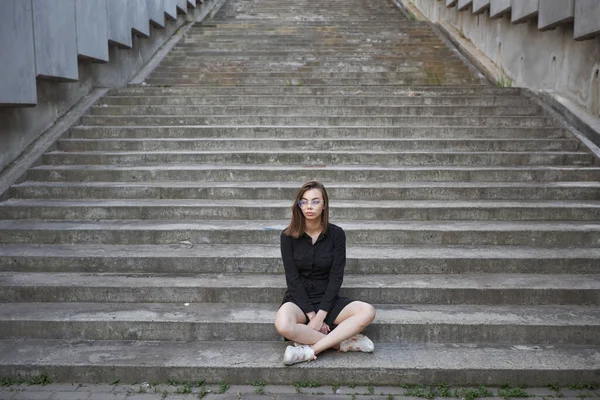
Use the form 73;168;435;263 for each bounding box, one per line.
0;0;202;105
0;0;223;173
407;0;600;116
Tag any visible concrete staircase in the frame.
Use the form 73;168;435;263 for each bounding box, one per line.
1;0;600;386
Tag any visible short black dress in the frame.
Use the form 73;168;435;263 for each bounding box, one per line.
280;223;354;328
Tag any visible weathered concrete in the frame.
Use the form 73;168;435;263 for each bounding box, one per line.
32;0;78;81
574;0;600;40
511;0;538;24
164;0;179;20
0;339;599;385
0;0;224;174
538;0;574;31
458;0;472;11
106;0;134;48
489;0;511;18
0;1;37;105
131;0;150;38
75;0;109;62
147;0;165;28
407;0;600;116
472;0;490;14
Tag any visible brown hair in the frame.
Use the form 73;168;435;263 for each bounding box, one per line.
284;180;329;239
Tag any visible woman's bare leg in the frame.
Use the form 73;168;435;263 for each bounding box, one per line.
311;301;376;355
274;302;325;345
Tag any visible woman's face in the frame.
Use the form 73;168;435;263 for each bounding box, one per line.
298;188;325;222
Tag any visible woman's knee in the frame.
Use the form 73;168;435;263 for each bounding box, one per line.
274;316;294;337
357;302;376;326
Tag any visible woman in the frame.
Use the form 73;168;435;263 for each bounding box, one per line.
274;180;376;365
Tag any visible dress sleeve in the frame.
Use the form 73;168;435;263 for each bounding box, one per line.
318;227;346;313
280;231;313;313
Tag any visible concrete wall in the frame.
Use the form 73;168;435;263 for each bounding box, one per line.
407;0;600;116
0;0;224;173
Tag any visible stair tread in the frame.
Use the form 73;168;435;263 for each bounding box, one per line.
2;243;600;259
2;272;599;289
0;339;598;373
2;302;599;325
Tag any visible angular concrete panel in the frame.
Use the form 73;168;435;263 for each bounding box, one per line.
187;0;197;8
490;0;511;18
106;0;133;48
511;0;538;23
131;0;150;37
165;0;178;20
75;0;109;62
148;0;166;28
458;0;473;11
574;0;600;40
538;0;574;30
446;0;457;7
177;0;188;14
472;0;490;14
0;0;37;105
32;0;78;81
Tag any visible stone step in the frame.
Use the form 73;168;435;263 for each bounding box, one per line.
80;115;555;127
68;126;569;140
2;302;598;344
3;199;600;221
97;95;531;107
1;272;598;305
40;151;594;167
26;164;600;182
2;244;598;274
10;181;600;201
56;138;581;152
143;77;481;86
1;339;597;385
89;105;542;116
2;219;600;247
107;86;522;96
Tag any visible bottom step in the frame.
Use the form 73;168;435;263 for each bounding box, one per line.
0;339;598;385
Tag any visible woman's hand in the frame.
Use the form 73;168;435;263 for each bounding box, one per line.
319;323;330;334
307;317;324;332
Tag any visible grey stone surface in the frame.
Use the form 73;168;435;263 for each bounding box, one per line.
0;340;599;385
458;0;472;11
2;302;599;344
0;0;221;173
106;0;133;48
0;0;37;105
574;0;600;40
48;392;91;399
187;0;197;8
472;0;490;13
131;0;150;38
446;0;457;7
511;0;538;23
489;0;511;18
32;0;78;80
148;0;165;27
164;0;178;20
176;0;188;13
75;0;109;62
538;0;574;30
11;391;54;400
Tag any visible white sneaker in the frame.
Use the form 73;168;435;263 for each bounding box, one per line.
339;334;374;353
283;344;315;365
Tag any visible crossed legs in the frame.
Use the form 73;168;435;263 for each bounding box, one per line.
274;301;376;357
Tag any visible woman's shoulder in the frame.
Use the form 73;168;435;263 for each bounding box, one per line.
327;223;345;236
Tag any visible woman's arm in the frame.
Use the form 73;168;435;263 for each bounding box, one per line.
281;231;313;313
318;228;346;314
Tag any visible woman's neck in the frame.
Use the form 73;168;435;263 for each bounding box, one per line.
304;218;322;235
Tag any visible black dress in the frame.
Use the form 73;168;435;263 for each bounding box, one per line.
280;223;354;327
